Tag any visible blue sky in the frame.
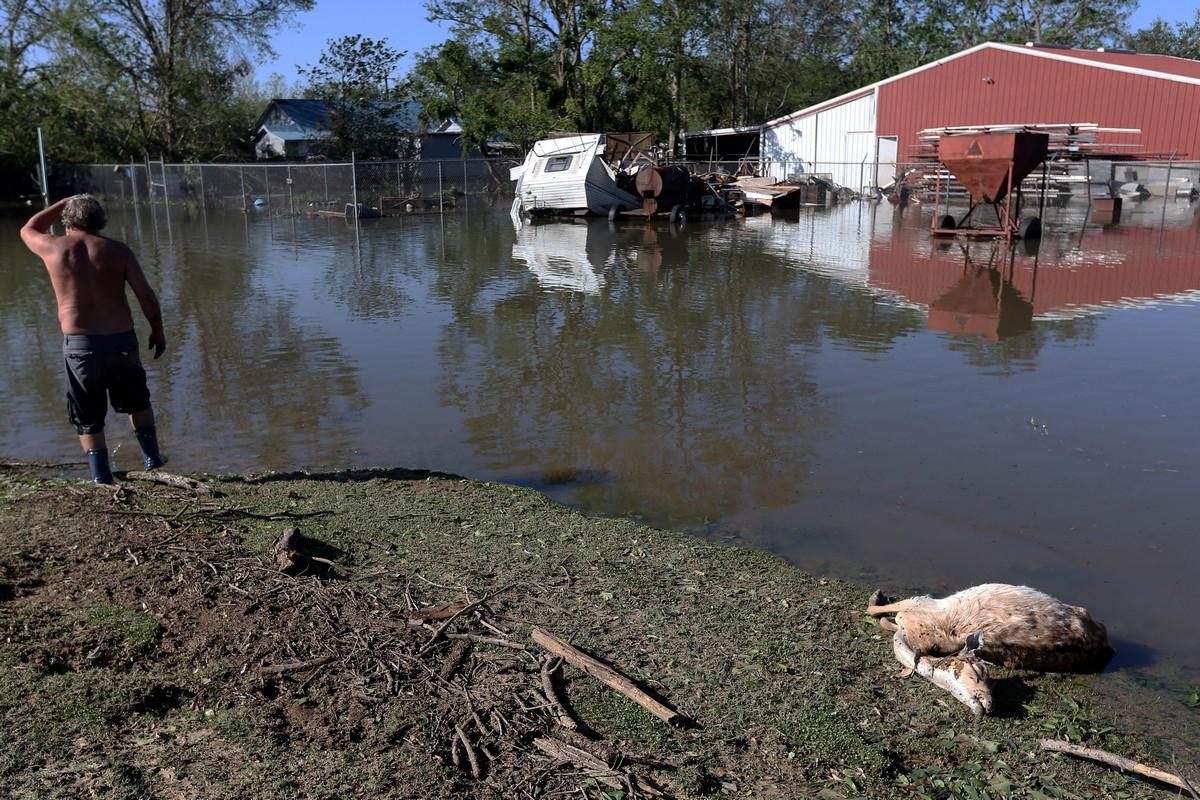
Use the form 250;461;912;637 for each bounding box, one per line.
256;0;1200;83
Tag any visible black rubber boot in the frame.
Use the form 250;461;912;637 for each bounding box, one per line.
134;425;166;470
87;448;114;485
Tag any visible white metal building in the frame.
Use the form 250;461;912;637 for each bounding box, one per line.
760;90;886;190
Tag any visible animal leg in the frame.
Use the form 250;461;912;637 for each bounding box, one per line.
892;630;991;716
866;590;922;618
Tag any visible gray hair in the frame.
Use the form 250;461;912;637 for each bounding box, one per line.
62;195;107;233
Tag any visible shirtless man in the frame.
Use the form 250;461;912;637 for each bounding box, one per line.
20;195;167;484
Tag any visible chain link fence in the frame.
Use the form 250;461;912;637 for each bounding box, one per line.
677;158;1200;201
56;155;1200;213
56;158;521;214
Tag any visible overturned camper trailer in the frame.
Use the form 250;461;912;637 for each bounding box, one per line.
510;134;642;217
511;133;738;222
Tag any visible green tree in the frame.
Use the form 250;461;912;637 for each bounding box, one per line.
1126;11;1200;59
992;0;1132;46
54;0;314;159
300;34;411;158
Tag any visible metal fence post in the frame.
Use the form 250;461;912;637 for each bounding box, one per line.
351;151;360;230
287;164;295;217
130;159;140;204
36;127;50;208
264;166;269;208
239;165;246;212
198;165;208;227
323;164;329;202
396;161;401;198
438;160;444;214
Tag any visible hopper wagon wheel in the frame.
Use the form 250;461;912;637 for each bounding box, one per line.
670;204;688;226
1019;216;1042;240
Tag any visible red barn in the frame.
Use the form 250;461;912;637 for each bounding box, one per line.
760;42;1200;190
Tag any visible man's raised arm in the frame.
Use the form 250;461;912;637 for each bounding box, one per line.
125;255;167;359
19;197;71;255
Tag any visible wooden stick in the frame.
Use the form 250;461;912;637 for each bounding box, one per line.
445;633;528;651
124;470;214;495
530;628;690;725
1039;739;1198;795
259;655;336;675
541;656;578;730
455;723;482;779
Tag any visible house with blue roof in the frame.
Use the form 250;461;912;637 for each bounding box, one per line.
252;98;425;160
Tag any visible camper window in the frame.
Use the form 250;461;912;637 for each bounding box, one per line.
545;155;573;172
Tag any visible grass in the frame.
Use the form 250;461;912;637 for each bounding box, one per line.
0;466;1195;798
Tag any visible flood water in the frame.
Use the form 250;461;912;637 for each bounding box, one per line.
3;198;1199;713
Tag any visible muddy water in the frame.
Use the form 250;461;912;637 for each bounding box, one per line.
2;199;1198;703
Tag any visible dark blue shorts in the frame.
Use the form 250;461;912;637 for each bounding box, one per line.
63;331;151;435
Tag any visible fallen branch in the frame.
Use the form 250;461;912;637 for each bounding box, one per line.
124;470;214;496
1039;739;1199;796
530;628;690;726
541;657;578;731
259;655;336;676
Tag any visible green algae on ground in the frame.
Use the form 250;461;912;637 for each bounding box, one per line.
0;468;1192;798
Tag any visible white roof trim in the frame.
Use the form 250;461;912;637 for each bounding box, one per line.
989;42;1200;86
765;42;1200;130
683;126;761;137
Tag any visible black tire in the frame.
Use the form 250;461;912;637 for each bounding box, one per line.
1019;216;1042;240
608;205;619;221
938;214;957;230
670;204;688;225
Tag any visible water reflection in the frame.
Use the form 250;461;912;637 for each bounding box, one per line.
926;254;1034;341
2;200;1199;699
0;208;366;472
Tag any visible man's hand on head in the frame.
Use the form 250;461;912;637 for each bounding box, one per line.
148;329;166;359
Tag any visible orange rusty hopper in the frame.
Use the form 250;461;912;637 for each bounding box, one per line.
931;131;1049;240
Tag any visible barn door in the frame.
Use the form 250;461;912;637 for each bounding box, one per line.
876;136;898;187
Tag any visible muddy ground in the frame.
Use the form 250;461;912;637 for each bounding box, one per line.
0;464;1196;799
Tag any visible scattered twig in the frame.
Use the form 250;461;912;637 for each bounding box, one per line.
445;633;528;651
455;722;483;779
531;628;691;726
419;584;518;655
1039;739;1199;796
533;737;623;789
259;655;337;676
